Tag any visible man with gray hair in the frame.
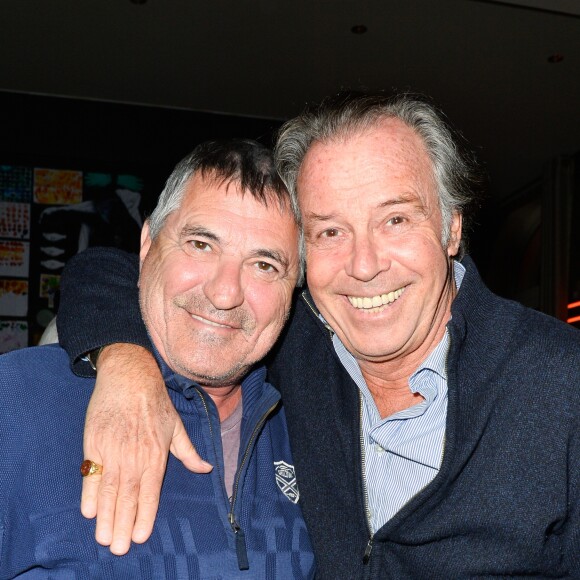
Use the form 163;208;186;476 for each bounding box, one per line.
57;93;580;578
0;139;315;578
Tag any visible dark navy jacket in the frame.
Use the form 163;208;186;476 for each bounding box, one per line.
58;249;580;579
0;345;314;579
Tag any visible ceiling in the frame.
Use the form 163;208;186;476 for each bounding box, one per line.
1;0;579;199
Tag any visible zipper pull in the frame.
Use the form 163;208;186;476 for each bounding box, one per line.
362;538;373;564
230;514;249;570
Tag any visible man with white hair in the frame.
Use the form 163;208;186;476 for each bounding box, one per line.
56;93;580;578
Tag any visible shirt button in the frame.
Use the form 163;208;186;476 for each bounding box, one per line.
374;444;385;454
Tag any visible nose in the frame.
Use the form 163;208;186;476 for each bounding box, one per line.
345;234;385;282
204;260;245;310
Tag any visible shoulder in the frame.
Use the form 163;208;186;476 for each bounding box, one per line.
0;344;92;424
0;346;89;508
455;256;578;347
1;343;82;385
451;258;580;402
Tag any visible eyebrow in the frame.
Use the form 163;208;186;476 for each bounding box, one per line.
304;193;421;223
179;225;221;243
378;192;420;209
248;249;290;271
303;211;336;223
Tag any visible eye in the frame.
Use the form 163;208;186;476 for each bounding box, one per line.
256;261;278;273
192;240;211;251
321;228;340;238
387;216;406;226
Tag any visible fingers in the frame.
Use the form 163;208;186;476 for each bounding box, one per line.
82;454;168;554
170;416;213;474
80;452;103;520
109;472;140;555
132;462;166;544
81;419;212;555
82;461;132;553
95;466;124;550
108;419;212;551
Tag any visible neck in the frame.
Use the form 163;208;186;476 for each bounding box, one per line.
360;338;441;419
205;385;243;421
359;336;441;418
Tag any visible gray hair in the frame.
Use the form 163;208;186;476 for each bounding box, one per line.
148;138;305;285
275;92;483;259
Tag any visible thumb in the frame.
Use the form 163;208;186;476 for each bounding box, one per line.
169;417;213;473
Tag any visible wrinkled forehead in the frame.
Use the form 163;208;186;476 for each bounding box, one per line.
296;119;437;204
170;176;295;230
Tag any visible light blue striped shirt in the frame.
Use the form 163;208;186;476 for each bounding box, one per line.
331;262;465;532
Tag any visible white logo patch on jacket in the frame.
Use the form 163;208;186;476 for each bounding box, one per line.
274;460;299;504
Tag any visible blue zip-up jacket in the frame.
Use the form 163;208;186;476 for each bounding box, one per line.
0;344;315;579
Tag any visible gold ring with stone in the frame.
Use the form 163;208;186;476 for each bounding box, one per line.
80;459;103;477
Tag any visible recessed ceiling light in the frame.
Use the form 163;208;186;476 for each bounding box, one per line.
548;53;564;63
351;25;367;34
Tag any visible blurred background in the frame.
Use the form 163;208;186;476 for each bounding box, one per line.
0;0;578;349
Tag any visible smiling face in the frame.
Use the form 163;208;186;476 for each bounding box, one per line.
297;118;462;373
139;172;299;387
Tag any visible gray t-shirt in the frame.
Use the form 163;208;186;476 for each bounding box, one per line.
221;398;243;500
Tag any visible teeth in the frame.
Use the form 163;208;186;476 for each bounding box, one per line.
191;314;230;328
347;287;405;310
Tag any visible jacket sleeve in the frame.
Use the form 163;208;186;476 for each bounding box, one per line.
57;246;151;377
565;417;580;575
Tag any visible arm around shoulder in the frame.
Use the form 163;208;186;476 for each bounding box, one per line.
57;247;149;376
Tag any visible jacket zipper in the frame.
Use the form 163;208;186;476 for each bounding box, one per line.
196;388;278;571
301;291;334;340
359;391;375;565
358;387;448;567
229;400;279;570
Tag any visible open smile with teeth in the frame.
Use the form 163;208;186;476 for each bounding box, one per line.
347;287;406;311
191;313;235;329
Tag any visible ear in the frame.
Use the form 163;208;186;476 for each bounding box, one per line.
447;212;462;257
139;220;153;269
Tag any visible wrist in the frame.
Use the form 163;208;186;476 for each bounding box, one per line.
86;346;105;371
94;343;159;376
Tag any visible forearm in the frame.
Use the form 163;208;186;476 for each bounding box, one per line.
57;246;151;376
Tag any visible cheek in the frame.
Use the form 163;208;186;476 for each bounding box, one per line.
391;229;445;263
163;259;206;296
305;246;342;290
248;285;291;332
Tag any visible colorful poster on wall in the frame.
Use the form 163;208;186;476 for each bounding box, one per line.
0;161;147;350
0;166;32;202
33;168;83;205
0;240;30;277
0;202;31;239
0;279;28;316
0;320;28;353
